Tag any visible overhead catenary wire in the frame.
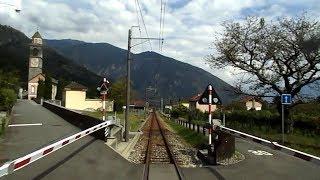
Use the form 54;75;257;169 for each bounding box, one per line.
153;0;168;106
160;0;166;51
159;0;163;51
136;0;152;50
134;0;144;52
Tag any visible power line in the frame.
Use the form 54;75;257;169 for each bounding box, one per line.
160;0;167;51
136;0;152;50
159;0;163;51
153;0;167;101
134;0;143;52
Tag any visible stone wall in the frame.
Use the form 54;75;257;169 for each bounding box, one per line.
43;101;108;140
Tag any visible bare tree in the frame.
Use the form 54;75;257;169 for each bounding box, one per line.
207;15;320;130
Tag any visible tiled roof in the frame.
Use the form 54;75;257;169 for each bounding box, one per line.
51;77;58;84
64;82;87;90
241;96;263;103
189;94;201;102
131;100;145;107
32;31;42;39
28;73;45;82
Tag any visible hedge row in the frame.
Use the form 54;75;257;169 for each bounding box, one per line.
170;106;320;135
226;110;320;135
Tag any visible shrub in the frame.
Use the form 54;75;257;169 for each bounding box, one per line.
163;108;171;114
224;100;246;111
292;113;320;135
0;88;17;111
292;102;320;117
188;109;208;121
225;110;280;128
170;105;189;119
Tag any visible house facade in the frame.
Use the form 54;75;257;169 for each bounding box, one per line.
243;96;263;110
62;82;113;111
189;94;217;113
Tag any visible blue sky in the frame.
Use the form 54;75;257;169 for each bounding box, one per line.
1;0;320;85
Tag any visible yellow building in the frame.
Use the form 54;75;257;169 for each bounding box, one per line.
181;102;190;109
62;82;113;111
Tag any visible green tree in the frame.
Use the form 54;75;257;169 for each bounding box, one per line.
0;88;17;111
0;70;19;112
0;70;19;89
207;15;320;131
44;76;52;100
56;78;69;100
37;79;45;98
108;77;136;111
171;105;189;119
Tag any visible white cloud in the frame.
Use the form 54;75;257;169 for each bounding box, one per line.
1;0;320;85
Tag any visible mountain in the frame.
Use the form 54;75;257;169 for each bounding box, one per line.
0;25;101;97
46;39;239;104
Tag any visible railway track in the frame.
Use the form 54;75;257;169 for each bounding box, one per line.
142;111;184;180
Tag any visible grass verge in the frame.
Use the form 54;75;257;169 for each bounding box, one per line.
82;111;145;132
162;116;207;148
175;117;320;157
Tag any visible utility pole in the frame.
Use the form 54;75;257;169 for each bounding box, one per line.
124;26;163;142
160;98;163;112
125;29;132;142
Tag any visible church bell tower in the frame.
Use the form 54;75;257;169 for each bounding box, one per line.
28;31;43;81
27;31;44;100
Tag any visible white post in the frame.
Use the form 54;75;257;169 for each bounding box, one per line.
223;113;225;126
105;127;109;139
208;85;212;145
102;94;106;121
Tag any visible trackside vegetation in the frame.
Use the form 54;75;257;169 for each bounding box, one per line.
169;102;320;156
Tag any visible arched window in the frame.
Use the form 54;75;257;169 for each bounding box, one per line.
32;48;39;56
31;86;35;93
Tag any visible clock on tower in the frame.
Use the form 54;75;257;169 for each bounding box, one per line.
30;58;39;67
28;31;43;81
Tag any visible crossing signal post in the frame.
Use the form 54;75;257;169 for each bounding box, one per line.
198;84;222;145
97;78;110;121
198;84;222;164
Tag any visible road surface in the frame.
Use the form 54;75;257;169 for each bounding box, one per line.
0;100;142;180
182;137;320;180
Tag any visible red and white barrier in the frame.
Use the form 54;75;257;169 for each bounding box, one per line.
0;120;114;177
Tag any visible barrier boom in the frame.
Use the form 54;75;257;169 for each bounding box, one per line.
0;120;114;177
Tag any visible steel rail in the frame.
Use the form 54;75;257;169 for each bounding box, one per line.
142;112;184;180
143;113;153;180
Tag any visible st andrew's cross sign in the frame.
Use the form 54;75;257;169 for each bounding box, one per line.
198;84;222;105
97;78;110;95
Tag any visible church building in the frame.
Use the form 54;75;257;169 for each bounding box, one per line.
27;31;58;100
